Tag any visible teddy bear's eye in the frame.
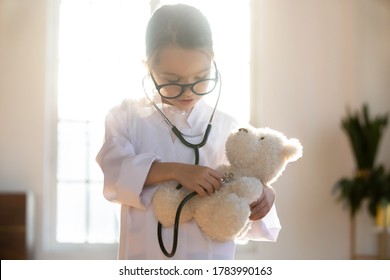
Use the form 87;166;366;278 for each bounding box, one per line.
238;128;248;133
259;137;265;141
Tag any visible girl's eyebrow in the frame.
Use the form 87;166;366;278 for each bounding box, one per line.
161;66;211;77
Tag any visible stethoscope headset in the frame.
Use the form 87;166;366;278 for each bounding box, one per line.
142;61;222;257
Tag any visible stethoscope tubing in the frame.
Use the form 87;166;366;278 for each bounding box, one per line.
143;64;222;258
157;191;197;257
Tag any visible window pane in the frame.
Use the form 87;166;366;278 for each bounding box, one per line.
56;182;87;243
58;0;149;122
89;121;105;182
57;121;87;182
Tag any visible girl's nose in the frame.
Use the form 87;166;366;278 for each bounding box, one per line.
182;85;193;96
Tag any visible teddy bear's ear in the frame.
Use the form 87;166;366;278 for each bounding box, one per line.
282;138;303;162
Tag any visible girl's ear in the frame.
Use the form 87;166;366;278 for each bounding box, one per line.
282;138;303;162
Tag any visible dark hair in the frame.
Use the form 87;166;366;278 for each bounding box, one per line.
145;4;214;62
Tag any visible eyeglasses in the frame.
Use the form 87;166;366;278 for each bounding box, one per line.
151;62;219;99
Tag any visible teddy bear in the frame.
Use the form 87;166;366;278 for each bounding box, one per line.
152;126;303;242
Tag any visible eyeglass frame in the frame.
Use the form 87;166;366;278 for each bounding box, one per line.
150;61;219;100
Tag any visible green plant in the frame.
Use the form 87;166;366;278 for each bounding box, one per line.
366;166;390;217
341;104;388;170
334;103;389;217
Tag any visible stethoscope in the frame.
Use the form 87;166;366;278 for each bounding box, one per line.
142;62;222;257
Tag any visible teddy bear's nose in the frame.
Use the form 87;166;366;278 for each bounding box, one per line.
238;128;248;133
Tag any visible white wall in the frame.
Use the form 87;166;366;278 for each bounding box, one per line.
237;0;390;259
0;0;47;258
0;0;389;259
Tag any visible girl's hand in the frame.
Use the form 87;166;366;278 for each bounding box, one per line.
145;162;221;196
176;164;222;197
249;185;276;220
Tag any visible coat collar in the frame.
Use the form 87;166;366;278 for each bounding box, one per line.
151;94;210;130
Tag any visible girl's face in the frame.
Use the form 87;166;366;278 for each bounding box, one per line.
150;45;213;111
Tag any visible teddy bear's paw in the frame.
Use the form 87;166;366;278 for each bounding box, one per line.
194;193;251;242
152;183;195;227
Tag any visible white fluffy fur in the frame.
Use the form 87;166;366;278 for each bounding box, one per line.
152;126;303;241
152;181;194;227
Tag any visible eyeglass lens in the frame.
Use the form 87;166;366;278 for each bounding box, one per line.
158;79;217;99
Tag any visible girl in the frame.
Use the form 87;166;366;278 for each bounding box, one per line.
96;4;280;260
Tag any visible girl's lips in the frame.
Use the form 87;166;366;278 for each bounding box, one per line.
178;99;195;104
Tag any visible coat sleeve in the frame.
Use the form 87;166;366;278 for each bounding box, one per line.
237;204;281;243
96;103;160;210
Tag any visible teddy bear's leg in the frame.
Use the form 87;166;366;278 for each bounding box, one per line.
193;192;251;242
152;183;195;227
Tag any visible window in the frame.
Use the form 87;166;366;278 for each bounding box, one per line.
56;0;149;244
55;0;249;245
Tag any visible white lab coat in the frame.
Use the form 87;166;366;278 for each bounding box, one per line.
96;95;281;259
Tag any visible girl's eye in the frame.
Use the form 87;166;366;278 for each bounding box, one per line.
195;72;210;80
195;75;208;80
259;137;265;140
